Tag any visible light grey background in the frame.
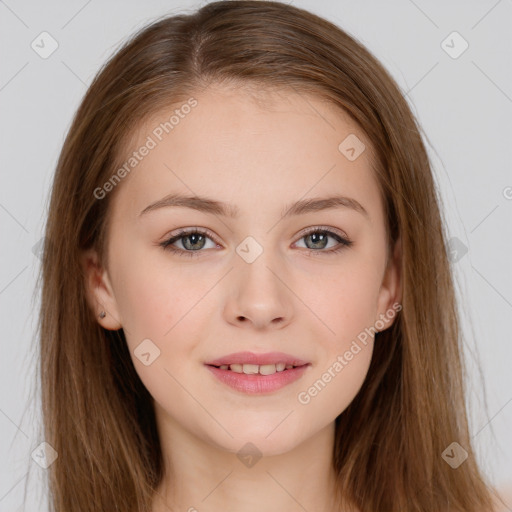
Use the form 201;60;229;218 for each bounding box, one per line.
1;0;511;510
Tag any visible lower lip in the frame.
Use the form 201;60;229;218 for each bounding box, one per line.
205;364;310;394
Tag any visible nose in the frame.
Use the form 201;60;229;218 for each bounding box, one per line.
223;253;294;331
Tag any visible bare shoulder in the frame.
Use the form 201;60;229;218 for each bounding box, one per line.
491;481;512;512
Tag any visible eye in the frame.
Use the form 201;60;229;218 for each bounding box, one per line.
158;226;353;258
159;228;219;258
294;226;353;255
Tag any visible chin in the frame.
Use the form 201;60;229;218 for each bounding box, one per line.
209;420;310;458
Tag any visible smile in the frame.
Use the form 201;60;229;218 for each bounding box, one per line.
210;363;300;375
205;362;310;394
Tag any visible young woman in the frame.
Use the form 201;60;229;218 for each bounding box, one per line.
35;1;503;510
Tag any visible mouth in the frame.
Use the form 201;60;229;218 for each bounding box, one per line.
204;352;311;394
206;362;306;375
205;351;309;368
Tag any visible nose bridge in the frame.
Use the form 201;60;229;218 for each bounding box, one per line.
235;233;283;293
225;232;293;328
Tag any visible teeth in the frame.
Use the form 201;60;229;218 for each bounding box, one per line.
221;362;297;374
242;364;259;374
259;364;277;375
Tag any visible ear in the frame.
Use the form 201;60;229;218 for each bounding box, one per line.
80;248;123;330
375;235;402;332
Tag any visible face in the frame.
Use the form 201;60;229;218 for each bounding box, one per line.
82;83;401;457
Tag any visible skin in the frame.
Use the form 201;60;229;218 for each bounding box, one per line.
81;83;402;512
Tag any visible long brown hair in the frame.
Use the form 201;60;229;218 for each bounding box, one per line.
30;1;500;510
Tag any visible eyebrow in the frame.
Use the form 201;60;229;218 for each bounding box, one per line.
138;193;370;220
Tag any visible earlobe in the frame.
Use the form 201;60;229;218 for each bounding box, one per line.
80;248;123;330
375;235;402;331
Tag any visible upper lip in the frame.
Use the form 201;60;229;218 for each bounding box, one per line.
205;351;310;367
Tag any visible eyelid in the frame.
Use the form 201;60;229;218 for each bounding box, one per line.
163;225;349;244
297;224;349;240
159;225;353;255
159;227;221;248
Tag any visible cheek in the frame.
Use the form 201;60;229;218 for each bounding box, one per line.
112;253;198;343
112;260;205;413
294;259;380;415
306;260;381;344
296;270;378;411
297;342;373;421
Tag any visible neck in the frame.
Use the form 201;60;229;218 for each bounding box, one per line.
151;415;343;512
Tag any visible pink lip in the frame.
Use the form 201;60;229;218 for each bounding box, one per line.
205;364;310;394
205;351;309;367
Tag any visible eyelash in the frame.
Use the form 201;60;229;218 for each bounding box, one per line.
158;226;353;258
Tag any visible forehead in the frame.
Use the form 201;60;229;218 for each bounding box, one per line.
108;83;382;224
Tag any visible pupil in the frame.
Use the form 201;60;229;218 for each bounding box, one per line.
185;233;204;250
309;232;327;249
